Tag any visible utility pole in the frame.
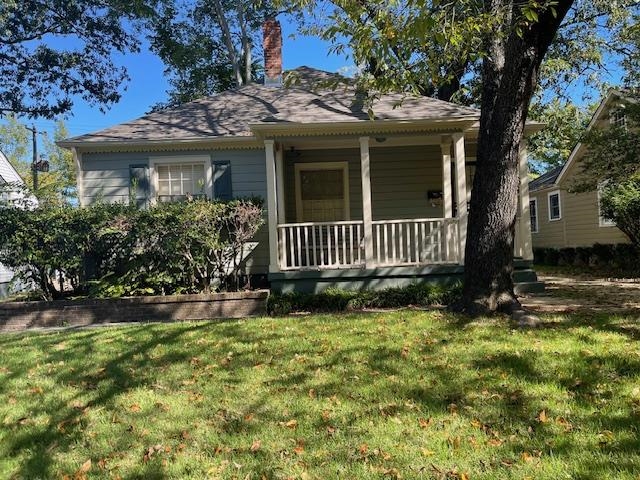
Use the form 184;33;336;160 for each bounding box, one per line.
25;124;38;193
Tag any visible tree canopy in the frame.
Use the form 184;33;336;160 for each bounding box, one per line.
0;0;156;119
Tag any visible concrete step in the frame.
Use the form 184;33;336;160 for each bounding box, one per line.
515;281;546;295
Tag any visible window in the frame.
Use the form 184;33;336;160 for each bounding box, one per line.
156;163;206;202
610;108;627;129
548;190;561;221
294;162;350;222
529;198;538;233
597;182;616;227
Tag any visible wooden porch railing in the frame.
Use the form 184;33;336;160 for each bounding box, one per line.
277;221;365;270
372;218;459;266
277;217;461;271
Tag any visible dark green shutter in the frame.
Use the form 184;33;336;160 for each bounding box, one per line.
129;164;149;208
212;161;232;201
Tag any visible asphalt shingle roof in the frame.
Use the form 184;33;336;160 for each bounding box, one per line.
63;66;481;145
530;165;563;191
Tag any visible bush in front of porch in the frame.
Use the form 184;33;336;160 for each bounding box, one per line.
267;282;463;315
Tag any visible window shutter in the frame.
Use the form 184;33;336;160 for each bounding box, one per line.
212;161;232;201
129;164;149;208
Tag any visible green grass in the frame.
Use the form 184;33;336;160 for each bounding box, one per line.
1;311;639;479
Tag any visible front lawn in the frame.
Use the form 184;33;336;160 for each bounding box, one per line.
1;311;639;479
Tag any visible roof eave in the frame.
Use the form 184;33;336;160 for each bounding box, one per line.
249;117;481;138
57;135;262;151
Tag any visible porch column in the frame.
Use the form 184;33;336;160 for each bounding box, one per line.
264;139;280;272
275;145;285;222
359;136;374;267
452;132;467;264
518;140;534;260
441;137;453;261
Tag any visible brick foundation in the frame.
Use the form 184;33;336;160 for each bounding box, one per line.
0;291;269;332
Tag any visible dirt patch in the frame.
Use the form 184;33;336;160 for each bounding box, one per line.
521;272;640;313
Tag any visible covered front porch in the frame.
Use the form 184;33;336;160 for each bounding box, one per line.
261;126;534;290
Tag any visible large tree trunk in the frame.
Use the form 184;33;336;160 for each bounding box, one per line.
454;0;574;315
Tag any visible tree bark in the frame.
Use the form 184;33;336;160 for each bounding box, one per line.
453;0;575;315
212;0;243;87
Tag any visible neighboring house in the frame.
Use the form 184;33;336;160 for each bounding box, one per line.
0;150;37;298
58;19;543;293
529;90;631;249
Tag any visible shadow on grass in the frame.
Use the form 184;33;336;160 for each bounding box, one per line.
0;311;639;478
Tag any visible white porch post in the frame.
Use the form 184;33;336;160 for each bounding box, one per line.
518;140;534;260
275;146;285;222
264;139;280;272
359;136;374;267
441;137;453;261
452;133;467;264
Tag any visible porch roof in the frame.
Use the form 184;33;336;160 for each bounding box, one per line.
59;67;482;148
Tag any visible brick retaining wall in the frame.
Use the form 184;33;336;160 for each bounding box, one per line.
0;291;269;332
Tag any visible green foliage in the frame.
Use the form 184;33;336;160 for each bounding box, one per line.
534;243;640;273
0;116;77;204
599;179;640;246
0;199;264;300
267;282;463;315
0;0;157;118
528;99;593;174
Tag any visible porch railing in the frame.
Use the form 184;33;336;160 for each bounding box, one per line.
277;221;365;270
372;218;459;266
277;217;461;271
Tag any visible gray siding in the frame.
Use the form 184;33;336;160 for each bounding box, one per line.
283;144;449;222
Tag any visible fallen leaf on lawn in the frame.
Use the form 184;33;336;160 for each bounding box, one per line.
321;410;331;421
29;386;43;395
308;388;316;399
447;436;461;450
250;440;261;452
359;443;369;455
244;413;254;422
326;425;336;435
487;438;503;447
97;458;107;470
129;404;142;413
448;403;458;414
284;419;298;429
419;417;433;429
293;444;305;455
401;345;410;358
555;416;573;431
421;448;435;456
180;430;190;440
537;410;548;423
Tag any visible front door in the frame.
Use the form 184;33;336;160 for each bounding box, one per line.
295;162;350;222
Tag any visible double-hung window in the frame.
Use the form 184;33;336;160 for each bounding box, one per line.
548;190;561;221
155;162;207;202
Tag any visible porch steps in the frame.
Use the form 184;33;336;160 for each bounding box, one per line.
513;268;545;294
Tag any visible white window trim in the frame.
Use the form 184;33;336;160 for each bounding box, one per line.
294;161;350;222
547;190;562;221
609;108;627;130
529;197;538;233
597;181;616;227
149;155;213;203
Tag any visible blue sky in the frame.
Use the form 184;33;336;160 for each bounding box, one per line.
25;20;351;140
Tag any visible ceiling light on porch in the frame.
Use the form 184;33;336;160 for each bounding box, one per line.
375;137;387;143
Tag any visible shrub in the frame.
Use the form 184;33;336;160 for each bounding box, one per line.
0;199;264;300
267;282;463;315
558;247;576;266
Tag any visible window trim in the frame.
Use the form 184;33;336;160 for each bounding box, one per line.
149;155;213;203
597;181;616;227
529;197;538;233
294;161;350;222
610;108;627;130
547;190;562;221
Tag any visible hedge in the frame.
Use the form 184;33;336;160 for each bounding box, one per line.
267;283;463;316
533;243;640;272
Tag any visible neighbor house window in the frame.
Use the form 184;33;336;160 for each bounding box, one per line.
597;181;616;227
529;198;538;233
610;109;627;129
157;164;206;202
548;190;561;221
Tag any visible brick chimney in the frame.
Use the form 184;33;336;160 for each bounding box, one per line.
263;18;282;87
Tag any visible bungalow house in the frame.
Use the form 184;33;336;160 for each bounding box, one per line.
58;20;543;294
529;90;631;249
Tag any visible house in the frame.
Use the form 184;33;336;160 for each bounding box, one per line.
0;149;37;297
58;19;543;294
529;90;631;249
